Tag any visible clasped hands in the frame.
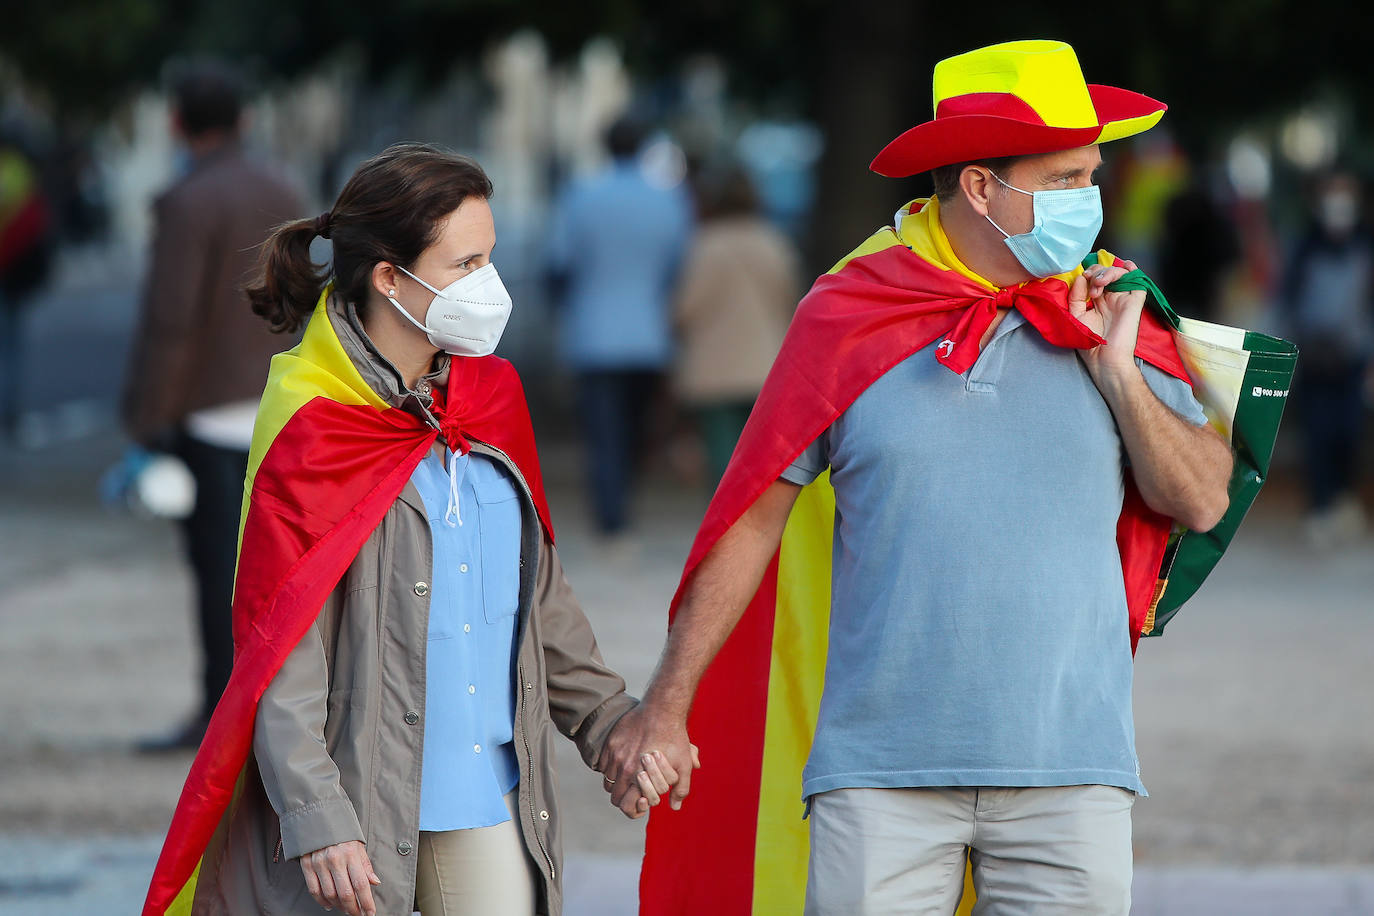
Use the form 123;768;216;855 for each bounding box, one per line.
597;701;701;819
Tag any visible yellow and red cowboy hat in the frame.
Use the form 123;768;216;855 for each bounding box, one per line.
871;39;1167;177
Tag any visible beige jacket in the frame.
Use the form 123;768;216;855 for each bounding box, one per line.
191;297;635;915
672;215;801;403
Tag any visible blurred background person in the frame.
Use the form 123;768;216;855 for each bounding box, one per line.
672;163;800;490
548;115;691;539
0;122;56;440
121;58;303;750
1280;170;1373;547
1156;175;1240;324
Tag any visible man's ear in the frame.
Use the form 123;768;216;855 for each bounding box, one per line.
960;165;995;217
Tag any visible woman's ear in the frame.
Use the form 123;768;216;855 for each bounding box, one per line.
371;261;398;300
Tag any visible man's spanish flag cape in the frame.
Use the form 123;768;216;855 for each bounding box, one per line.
639;197;1193;915
142;291;553;915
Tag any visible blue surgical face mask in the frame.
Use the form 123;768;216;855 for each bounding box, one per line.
984;170;1103;278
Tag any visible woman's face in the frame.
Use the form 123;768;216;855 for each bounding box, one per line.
389;196;496;325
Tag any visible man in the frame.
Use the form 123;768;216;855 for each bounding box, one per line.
1281;170;1372;546
123;59;302;750
0;123;55;440
602;40;1233;913
549;115;691;538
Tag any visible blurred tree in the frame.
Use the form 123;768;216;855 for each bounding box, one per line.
6;0;1374;262
8;0;1374;138
4;0;176;120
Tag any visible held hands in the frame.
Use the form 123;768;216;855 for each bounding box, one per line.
598;702;702;819
299;839;381;916
1067;260;1148;383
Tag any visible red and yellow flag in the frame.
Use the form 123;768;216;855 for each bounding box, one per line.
142;291;552;914
639;199;1189;914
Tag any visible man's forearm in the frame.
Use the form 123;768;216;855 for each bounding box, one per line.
644;480;803;718
596;479;801;813
1097;368;1233;531
644;534;774;718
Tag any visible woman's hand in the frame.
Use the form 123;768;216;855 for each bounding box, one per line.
299;840;381;916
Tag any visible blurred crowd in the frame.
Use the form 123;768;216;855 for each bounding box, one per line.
1;53;1371;742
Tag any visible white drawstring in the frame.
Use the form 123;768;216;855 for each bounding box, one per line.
444;449;467;527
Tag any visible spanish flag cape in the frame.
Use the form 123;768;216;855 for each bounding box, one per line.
143;291;553;915
639;197;1191;915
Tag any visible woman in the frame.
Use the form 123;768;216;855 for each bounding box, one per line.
672;164;800;488
142;143;685;916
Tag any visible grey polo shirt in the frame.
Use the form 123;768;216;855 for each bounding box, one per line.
781;311;1207;799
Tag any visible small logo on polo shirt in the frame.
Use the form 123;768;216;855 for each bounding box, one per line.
937;339;956;357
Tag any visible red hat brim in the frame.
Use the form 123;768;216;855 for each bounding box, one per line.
870;85;1167;178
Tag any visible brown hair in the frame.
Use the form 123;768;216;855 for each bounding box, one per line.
695;164;760;220
168;57;244;137
931;155;1020;202
247;142;494;333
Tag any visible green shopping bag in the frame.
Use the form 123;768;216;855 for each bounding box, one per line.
1105;266;1299;636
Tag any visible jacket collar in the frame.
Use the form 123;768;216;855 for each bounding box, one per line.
327;292;449;415
186;138;245;173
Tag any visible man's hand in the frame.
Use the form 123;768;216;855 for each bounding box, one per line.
299;840;381;916
1068;259;1233;530
1068;260;1146;381
598;702;701;816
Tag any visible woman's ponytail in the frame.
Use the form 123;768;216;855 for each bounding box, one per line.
246;216;328;333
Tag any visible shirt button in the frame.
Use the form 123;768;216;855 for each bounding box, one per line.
474;744;482;754
539;810;549;821
463;624;471;633
459;563;469;573
414;581;429;597
397;841;413;856
404;711;419;725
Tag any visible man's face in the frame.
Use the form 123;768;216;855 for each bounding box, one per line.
983;146;1104;236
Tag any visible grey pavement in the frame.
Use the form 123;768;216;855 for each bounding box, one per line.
3;431;1373;914
2;837;1374;915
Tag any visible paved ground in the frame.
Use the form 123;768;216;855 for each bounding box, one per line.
2;259;1373;912
2;430;1373;914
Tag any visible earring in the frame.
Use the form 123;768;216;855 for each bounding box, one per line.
388;290;396;296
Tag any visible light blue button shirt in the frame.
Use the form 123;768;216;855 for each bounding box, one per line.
410;448;523;831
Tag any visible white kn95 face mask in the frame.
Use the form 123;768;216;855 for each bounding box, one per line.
386;262;513;357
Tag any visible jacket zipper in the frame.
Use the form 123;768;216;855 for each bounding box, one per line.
518;660;556;881
479;442;556;880
477;443;536;515
273;834;283;864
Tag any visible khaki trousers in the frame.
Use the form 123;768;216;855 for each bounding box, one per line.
805;785;1134;916
414;791;539;916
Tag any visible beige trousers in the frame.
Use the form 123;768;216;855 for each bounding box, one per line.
805;785;1135;916
414;791;540;916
